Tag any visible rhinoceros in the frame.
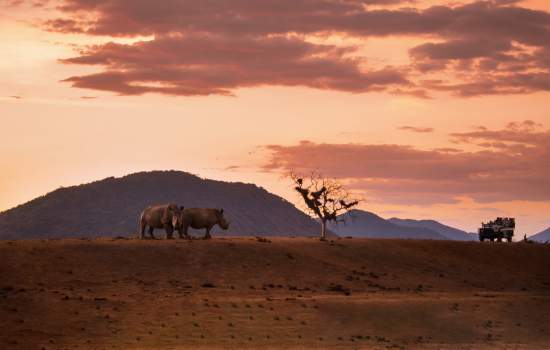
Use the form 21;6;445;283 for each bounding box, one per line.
139;204;184;239
176;208;229;239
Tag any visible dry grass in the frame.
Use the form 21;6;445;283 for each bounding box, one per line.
1;237;549;349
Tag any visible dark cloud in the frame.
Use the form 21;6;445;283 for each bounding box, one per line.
263;122;550;205
410;39;513;61
40;0;550;40
12;0;550;96
42;0;414;37
422;72;550;97
60;34;408;95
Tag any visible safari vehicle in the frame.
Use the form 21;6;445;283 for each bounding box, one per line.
478;217;515;242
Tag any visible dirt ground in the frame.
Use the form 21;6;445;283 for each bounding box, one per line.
1;237;549;349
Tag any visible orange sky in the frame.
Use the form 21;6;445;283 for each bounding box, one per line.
1;0;550;235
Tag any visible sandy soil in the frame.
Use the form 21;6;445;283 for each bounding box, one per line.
1;237;549;349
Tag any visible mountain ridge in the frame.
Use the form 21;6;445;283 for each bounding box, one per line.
327;209;447;240
530;227;550;242
388;217;476;241
0;170;323;239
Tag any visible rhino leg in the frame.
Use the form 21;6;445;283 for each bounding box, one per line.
204;226;212;240
140;223;146;240
148;226;156;239
178;227;190;240
165;225;174;239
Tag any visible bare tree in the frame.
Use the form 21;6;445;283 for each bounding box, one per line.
291;172;360;240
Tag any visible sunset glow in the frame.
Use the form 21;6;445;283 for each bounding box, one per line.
1;0;549;235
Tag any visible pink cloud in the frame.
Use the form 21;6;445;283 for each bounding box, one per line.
398;126;434;133
263;122;550;205
60;35;408;96
10;0;550;97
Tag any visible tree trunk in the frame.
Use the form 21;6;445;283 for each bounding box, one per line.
320;220;327;241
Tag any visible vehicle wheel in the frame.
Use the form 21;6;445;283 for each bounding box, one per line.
507;237;512;243
497;237;502;242
490;238;494;242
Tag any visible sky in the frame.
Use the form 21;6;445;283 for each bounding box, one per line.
1;0;550;236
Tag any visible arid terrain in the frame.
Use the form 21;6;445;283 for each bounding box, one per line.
1;237;549;349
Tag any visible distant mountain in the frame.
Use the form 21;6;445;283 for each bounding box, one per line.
0;171;323;239
530;227;550;243
327;210;447;240
388;218;476;241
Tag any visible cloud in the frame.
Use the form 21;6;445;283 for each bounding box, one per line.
450;120;548;148
41;0;550;40
60;34;408;96
2;0;51;8
41;0;418;37
12;0;550;97
263;122;550;205
398;126;434;133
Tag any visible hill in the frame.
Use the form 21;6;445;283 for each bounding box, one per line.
327;209;447;240
1;237;549;349
0;171;322;239
531;227;550;242
388;218;476;241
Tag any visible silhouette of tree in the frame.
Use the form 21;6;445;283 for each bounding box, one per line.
291;172;359;240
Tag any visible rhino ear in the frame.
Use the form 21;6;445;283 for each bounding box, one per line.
220;208;224;215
